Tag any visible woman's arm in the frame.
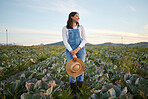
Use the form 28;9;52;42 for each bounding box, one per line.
62;26;73;52
79;25;87;48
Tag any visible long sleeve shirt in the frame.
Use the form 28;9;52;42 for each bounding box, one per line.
62;25;87;52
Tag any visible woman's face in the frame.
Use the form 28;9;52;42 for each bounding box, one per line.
71;13;80;23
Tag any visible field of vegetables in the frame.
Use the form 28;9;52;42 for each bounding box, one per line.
0;46;148;99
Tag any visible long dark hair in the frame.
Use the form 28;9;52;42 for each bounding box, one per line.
66;12;80;29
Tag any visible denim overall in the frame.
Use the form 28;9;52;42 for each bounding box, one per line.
66;24;86;83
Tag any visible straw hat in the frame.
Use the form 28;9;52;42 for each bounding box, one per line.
66;58;85;77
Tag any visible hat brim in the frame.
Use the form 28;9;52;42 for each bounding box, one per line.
66;58;85;77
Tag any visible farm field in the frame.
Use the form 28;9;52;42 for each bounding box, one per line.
0;46;148;99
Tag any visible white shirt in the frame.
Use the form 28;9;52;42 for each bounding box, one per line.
62;25;87;52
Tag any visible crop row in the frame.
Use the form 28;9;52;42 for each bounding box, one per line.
87;46;148;78
0;46;147;99
0;46;64;81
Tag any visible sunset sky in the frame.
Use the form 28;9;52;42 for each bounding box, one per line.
0;0;148;46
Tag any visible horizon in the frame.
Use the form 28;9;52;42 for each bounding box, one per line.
0;41;147;46
0;0;148;46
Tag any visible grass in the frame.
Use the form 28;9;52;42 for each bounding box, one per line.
52;80;92;99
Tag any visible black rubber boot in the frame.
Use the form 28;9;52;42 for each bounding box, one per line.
77;81;83;94
70;82;78;99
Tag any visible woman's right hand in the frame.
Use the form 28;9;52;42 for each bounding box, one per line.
72;54;77;62
70;50;76;56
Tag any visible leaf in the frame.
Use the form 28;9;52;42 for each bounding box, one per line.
42;80;59;87
93;89;101;94
120;87;127;96
115;80;122;85
100;84;121;97
34;80;49;92
46;87;53;95
20;73;25;79
25;82;34;93
36;73;44;80
28;72;36;79
108;96;116;99
124;72;131;81
108;88;116;97
135;78;139;85
40;92;49;96
14;80;21;91
90;93;98;99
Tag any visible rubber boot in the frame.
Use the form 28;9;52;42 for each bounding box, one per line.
77;81;83;94
70;82;78;99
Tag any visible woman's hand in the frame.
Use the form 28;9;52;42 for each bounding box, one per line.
70;50;76;55
74;47;81;54
70;47;81;55
72;54;77;62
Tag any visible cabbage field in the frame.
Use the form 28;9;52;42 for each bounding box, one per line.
0;46;148;99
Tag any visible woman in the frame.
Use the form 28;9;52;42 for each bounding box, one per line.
62;12;87;95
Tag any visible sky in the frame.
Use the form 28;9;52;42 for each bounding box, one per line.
0;0;148;46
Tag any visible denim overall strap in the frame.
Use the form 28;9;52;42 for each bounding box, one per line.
65;24;86;83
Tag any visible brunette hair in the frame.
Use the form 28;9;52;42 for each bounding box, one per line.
66;12;80;29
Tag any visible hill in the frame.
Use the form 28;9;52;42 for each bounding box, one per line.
44;41;148;47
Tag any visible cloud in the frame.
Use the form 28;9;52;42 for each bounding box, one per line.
15;0;89;15
85;29;148;44
0;27;61;36
144;24;148;31
1;27;147;45
0;27;62;46
86;29;142;37
129;5;136;12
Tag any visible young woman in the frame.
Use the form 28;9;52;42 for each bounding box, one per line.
62;12;87;95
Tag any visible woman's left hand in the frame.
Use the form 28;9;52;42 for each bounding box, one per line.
74;47;81;54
